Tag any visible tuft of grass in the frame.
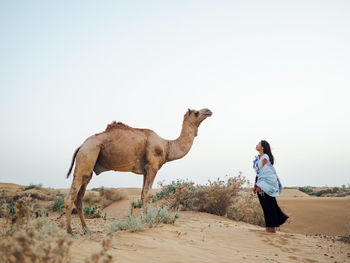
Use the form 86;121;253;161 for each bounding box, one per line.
130;199;142;209
52;196;64;212
110;205;179;233
110;212;145;232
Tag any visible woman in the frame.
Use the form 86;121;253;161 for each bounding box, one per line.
253;140;288;233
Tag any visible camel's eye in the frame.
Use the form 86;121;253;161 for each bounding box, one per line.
195;112;199;117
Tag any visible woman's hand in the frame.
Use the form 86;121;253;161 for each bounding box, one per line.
256;186;262;193
253;184;257;194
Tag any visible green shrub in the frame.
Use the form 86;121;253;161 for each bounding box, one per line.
83;202;102;218
130;199;142;208
56;192;65;198
34;209;42;218
52;197;64;212
298;186;313;194
310;189;333;197
7;202;16;216
21;183;43;191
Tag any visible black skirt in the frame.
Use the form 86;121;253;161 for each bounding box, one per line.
257;192;289;227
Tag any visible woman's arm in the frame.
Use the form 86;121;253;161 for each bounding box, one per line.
262;159;267;167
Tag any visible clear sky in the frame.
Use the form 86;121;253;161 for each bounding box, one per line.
1;1;349;189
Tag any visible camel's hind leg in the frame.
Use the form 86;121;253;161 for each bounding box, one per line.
65;175;82;234
75;173;92;233
65;145;100;234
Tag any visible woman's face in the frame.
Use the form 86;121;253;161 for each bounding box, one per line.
256;142;263;152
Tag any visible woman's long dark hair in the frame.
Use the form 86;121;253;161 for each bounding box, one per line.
261;140;274;165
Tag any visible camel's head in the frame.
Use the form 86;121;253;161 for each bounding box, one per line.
184;108;213;127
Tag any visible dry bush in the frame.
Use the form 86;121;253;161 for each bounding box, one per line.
99;187;125;208
227;192;265;226
0;197;72;263
193;176;247;216
83;191;98;203
159;175;247;217
5;191;54;203
155;175;266;226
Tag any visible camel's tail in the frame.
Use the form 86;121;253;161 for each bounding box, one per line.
66;146;81;178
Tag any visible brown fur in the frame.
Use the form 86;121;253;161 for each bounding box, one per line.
64;108;212;233
104;121;131;132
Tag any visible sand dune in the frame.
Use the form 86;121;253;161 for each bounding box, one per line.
70;211;349;263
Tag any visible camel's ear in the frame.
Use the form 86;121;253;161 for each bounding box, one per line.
185;108;192;118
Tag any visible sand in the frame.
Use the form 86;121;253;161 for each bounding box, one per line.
1;184;349;262
70;188;350;263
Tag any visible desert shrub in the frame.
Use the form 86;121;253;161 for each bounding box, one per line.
193;176;246;216
83;202;102;218
151;180;187;202
21;183;42;191
34;209;42;218
310;189;333;197
298;186;313;194
7;202;16;216
83;191;96;203
227;192;265;226
0;197;72;263
110;205;179;233
158;205;179;224
99;187;125;208
52;196;64;212
156;175;247;216
153;175;266;226
110;211;144;232
130;199;142;208
141;205;179;226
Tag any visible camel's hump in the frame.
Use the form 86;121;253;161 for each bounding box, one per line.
105;121;132;132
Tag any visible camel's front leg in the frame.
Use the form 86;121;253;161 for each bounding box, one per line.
141;164;158;206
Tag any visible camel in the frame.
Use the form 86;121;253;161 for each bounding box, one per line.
65;108;212;233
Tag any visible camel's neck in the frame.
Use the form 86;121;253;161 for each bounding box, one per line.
166;119;198;162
